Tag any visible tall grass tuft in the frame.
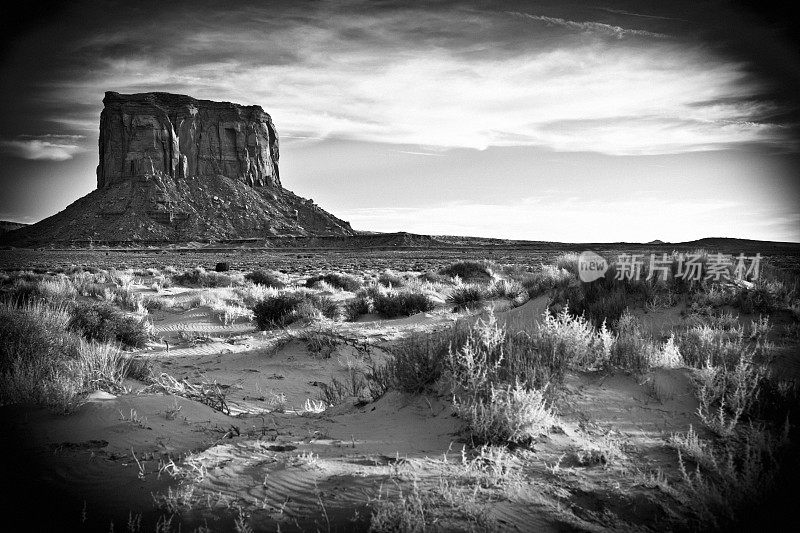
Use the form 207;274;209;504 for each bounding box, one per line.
439;261;493;282
0;299;132;411
306;272;362;292
447;284;486;310
244;270;286;288
253;292;339;329
371;286;435;318
68;301;150;348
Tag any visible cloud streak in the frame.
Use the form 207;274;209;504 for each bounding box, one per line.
507;12;669;39
0;135;87;161
40;7;789;156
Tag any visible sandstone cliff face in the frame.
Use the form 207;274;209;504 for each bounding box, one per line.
4;92;354;245
97;92;280;189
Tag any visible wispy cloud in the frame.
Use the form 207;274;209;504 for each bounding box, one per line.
507;11;669;39
0;135;87;161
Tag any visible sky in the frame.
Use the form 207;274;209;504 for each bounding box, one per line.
0;0;798;242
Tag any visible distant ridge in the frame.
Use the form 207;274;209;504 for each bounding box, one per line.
10;232;798;252
0;221;28;235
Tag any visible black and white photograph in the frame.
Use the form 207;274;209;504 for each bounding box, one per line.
1;0;799;531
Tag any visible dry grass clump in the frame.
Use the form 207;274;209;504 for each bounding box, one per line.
446;316;555;445
694;357;766;437
2;275;82;304
536;306;613;371
234;283;282;307
0;299;136;411
195;291;253;324
388;329;454;393
439;260;493;282
244;269;286;288
68;300;150;348
210;301;253;325
305;272;362;292
253;292;339;329
376;270;408;288
519;264;573;298
488;278;526;300
344;295;372;321
454;381;555;445
675;319;764;369
669;421;792;530
370;286;435;318
447;284;487;310
104;285;146;313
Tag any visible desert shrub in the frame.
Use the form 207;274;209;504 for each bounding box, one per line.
209;301;253;325
580;283;629;326
107;286;144;312
172;267;238;288
650;335;683;368
244;270;286;288
72;339;131;392
234;283;281;307
377;270;407;288
37;276;78;301
388;330;452;393
0;299;74;376
454;381;554;445
554;253;580;276
67;301;150;348
2;276;80;304
0;299;131;411
695;284;735;308
109;269;134;289
2;279;41;302
488;279;525;299
446;316;554;445
549;267;633;327
749;315;772;339
520;264;573;297
673;423;791;530
0;300;80;410
610;311;656;370
734;281;784;314
439;261;492;281
150;274;172;291
1;270;43;284
253;292;339;329
305;272;362;292
344;295;372;321
694;357;766;437
76;281;108;299
675;322;758;369
372;288;435;318
215;262;230;272
535;306;612;371
447;284;486;310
